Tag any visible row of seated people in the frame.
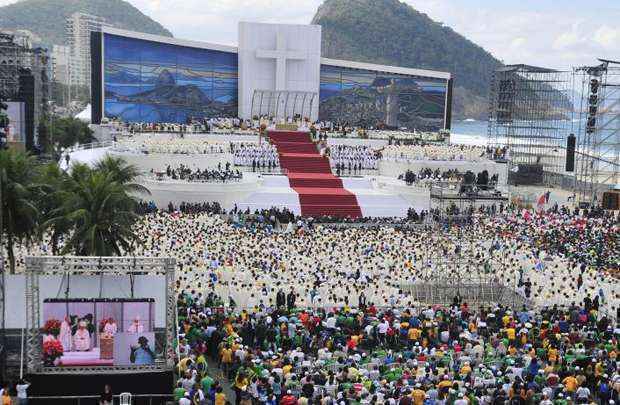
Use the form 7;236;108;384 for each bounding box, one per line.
155;163;242;183
400;168;499;187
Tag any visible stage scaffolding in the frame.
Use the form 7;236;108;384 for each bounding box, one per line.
487;65;572;185
0;32;50;148
0;33;49;98
24;256;176;374
574;60;620;204
413;188;525;309
250;89;316;120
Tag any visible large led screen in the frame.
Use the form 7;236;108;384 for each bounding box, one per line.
319;65;447;131
42;298;155;367
104;34;238;123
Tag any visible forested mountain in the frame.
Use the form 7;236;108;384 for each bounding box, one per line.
0;0;172;47
312;0;503;119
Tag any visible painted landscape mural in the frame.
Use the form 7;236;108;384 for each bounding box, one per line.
319;65;447;131
104;34;238;123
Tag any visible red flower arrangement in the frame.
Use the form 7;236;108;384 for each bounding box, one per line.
42;338;64;365
43;319;61;336
99;317;116;333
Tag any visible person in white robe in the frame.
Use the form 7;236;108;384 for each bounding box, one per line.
128;315;145;333
59;316;72;352
73;320;91;351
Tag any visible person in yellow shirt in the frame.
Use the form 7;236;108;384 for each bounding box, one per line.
502;314;511;327
437;375;452;390
506;327;516;342
282;363;293;376
214;386;226;405
460;362;472;376
562;374;578;393
408;327;420;342
411;384;426;405
220;345;233;375
548;347;558;364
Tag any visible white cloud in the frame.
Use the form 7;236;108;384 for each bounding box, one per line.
1;0;619;69
594;25;619;48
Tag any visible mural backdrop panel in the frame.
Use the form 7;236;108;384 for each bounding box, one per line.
104;34;238;123
319;65;447;131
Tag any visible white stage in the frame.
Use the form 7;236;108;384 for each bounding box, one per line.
237;175;418;217
60;133;508;218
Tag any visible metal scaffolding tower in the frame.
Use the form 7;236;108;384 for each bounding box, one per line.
0;32;28;99
487;65;572;185
0;32;50;148
574;60;620;204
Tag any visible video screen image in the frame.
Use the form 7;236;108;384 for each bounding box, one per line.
103;33;238;123
319;65;447;131
42;299;155;367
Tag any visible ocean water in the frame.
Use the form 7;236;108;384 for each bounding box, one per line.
451;119;618;169
450;120;489;145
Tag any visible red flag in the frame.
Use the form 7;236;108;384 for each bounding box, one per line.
536;194;546;211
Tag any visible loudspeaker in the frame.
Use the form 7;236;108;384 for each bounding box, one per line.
565;134;576;172
508;164;544;185
18;73;35;151
602;192;619;210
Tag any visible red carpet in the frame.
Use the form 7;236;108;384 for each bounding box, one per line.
269;131;362;218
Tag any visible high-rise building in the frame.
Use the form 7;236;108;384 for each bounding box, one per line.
51;45;70;86
65;12;112;90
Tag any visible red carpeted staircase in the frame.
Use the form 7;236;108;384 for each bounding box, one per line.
269;131;362;218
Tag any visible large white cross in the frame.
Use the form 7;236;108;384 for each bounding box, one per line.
256;32;306;91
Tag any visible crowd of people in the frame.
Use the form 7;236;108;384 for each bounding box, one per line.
158;163;243;183
233;143;280;171
4;194;619;403
382;145;488;162
399;169;499;188
113;117;254;135
174;294;619;405
116;138;230;155
326;145;379;172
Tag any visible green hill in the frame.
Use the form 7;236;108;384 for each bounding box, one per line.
0;0;172;47
312;0;503;119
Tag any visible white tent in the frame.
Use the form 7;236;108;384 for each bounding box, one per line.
75;104;91;122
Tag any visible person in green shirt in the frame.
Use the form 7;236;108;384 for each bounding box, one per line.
201;374;215;393
173;381;186;402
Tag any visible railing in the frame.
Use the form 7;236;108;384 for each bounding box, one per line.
64;140;116;153
26;393;173;404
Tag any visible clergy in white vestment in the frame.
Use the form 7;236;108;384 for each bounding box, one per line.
128;315;145;333
73;320;91;351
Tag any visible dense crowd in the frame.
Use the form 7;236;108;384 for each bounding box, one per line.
383;145;488;162
116;138;230;155
174;295;619;405
233;143;280;171
158;164;243;183
326;145;379;171
4;193;620;404
115;117;254;134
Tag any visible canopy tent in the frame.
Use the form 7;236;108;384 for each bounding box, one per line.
75;104;91;122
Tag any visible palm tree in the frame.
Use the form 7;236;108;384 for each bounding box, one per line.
0;150;42;273
93;155;150;196
53;167;141;256
37;162;72;255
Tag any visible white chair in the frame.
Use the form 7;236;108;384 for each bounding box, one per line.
119;392;132;405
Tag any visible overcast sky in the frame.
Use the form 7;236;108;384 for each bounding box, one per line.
2;0;619;69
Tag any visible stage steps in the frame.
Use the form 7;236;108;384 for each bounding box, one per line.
269;131;362;218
